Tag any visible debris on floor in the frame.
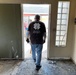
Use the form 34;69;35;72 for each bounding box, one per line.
0;59;76;75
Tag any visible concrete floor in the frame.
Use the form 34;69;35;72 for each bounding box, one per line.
0;59;76;75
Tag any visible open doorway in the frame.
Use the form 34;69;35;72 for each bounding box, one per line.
22;4;50;59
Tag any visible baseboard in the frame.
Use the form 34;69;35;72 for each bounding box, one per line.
47;57;71;61
0;58;24;61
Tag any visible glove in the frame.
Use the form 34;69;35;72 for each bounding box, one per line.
26;38;29;43
43;40;45;44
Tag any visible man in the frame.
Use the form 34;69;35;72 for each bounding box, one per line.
26;15;46;71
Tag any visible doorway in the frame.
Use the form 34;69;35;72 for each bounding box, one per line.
22;4;50;59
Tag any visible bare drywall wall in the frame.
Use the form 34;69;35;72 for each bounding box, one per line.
47;0;74;59
0;4;22;58
71;0;76;64
72;26;76;64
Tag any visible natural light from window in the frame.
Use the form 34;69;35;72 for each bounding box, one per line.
55;1;70;47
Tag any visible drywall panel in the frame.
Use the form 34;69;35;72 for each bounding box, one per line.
72;26;76;64
47;0;74;59
71;0;76;64
0;4;22;58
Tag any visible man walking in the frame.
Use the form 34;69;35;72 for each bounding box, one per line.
26;15;46;71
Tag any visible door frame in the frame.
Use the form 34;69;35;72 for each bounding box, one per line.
21;4;51;59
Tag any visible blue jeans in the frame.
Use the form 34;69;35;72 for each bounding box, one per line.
31;44;43;66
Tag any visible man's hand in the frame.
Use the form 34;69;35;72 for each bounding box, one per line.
26;38;29;43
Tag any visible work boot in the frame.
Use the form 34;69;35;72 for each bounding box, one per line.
36;65;41;71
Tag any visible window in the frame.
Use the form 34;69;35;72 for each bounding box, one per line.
55;1;70;47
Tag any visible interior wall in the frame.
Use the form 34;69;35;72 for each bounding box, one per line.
0;0;70;4
0;4;22;58
71;0;76;64
72;25;76;64
0;0;51;4
47;0;75;59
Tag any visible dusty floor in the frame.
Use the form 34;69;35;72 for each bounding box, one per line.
0;59;76;75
